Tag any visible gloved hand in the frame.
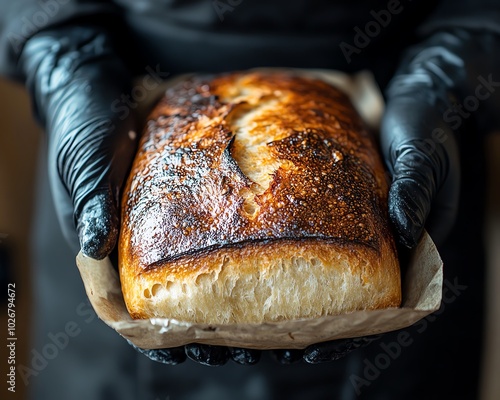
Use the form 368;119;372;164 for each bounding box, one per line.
265;335;382;365
20;25;137;259
381;28;500;249
20;23;259;368
271;27;500;365
129;341;262;366
301;27;500;369
129;336;382;366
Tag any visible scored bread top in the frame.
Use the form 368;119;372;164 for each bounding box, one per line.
120;71;393;275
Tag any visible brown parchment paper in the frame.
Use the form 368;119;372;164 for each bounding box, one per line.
74;69;443;350
75;231;442;350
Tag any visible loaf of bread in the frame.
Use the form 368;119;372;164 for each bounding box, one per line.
118;71;401;324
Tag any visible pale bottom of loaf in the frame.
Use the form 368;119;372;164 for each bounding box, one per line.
120;240;401;324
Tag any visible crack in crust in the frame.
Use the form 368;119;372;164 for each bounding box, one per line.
120;71;393;273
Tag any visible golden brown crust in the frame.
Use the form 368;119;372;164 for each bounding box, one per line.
118;71;401;323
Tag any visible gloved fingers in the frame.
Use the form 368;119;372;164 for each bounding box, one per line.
271;349;303;365
184;344;230;366
76;190;120;260
51;114;137;259
49;177;119;260
303;339;357;364
47;104;137;259
64;111;137;259
228;347;261;365
303;335;382;364
396;177;460;248
387;138;459;248
127;341;186;365
388;177;432;249
380;72;459;248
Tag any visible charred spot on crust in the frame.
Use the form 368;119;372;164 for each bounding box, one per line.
120;71;391;270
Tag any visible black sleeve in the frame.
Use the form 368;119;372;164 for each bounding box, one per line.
0;0;118;81
417;0;500;37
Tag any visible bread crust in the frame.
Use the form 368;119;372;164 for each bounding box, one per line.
118;71;401;323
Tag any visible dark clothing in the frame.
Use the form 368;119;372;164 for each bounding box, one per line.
0;1;495;399
1;0;500;86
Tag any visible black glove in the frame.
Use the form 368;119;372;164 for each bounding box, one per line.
128;336;382;366
273;27;500;365
302;335;382;364
381;28;500;249
20;24;258;368
20;25;137;260
268;335;382;365
129;341;261;366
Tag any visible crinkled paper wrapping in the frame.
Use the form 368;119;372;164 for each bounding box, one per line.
74;69;443;350
75;232;442;350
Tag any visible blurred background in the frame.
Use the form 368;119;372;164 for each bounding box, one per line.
0;75;499;400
